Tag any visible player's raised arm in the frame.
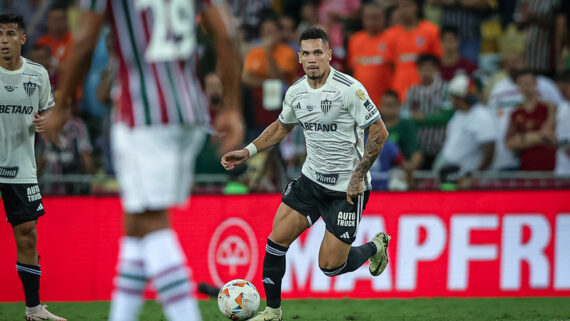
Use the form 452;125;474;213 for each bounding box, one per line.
43;8;106;142
202;2;244;155
221;120;295;170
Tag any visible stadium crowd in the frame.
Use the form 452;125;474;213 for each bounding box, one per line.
2;0;570;193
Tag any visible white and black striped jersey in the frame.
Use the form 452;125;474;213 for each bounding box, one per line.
279;67;381;192
0;58;54;184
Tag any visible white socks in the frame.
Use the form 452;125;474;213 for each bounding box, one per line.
109;237;146;321
141;229;201;321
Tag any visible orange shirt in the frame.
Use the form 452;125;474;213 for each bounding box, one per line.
36;32;73;66
243;43;297;84
348;30;392;106
385;21;442;100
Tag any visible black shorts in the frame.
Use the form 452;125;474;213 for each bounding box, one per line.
0;183;45;226
282;174;370;244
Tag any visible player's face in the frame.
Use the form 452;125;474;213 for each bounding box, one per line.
299;39;332;80
0;24;25;60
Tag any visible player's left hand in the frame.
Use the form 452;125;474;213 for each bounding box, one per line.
346;173;365;205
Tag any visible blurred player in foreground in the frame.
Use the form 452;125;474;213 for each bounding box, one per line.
0;14;66;321
222;27;391;321
43;1;242;320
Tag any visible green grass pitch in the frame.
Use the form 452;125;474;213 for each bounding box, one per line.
0;298;569;321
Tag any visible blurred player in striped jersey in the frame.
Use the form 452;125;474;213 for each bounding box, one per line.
44;1;242;320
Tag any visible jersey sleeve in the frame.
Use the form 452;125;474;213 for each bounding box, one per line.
278;90;298;125
345;84;381;128
79;0;108;13
39;68;55;112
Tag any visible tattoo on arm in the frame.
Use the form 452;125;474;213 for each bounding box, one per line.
354;120;388;179
253;121;295;152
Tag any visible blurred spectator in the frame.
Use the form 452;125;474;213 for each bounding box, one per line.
556;2;570;71
27;44;57;86
297;2;318;35
347;3;392;106
439;25;477;81
228;0;273;41
36;4;72;69
499;0;518;27
488;51;563;170
555;100;570;176
280;15;299;52
36;116;94;195
381;90;422;170
506;70;557;171
370;140;406;190
436;74;496;188
4;0;53;53
196;73;236;175
555;74;570;175
514;0;562;74
318;0;361;69
427;0;492;63
242;17;297;136
95;31;115;175
385;0;442;100
401;54;452;170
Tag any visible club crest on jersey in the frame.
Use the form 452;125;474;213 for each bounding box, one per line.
23;81;36;97
4;85;17;92
320;99;332;114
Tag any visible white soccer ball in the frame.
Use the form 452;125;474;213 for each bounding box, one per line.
217;279;260;320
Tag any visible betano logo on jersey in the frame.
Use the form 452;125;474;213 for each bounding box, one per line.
0;105;34;114
302;122;337;132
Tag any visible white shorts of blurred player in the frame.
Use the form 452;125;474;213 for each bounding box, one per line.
111;123;206;214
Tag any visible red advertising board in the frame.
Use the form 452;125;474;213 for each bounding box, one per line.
0;191;569;302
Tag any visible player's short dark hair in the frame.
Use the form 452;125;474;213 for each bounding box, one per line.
0;14;25;30
299;27;328;46
416;54;440;66
382;89;400;103
440;25;459;39
512;69;536;82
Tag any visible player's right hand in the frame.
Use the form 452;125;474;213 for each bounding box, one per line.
221;149;250;170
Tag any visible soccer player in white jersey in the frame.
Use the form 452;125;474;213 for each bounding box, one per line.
0;14;66;321
222;27;392;321
43;1;242;321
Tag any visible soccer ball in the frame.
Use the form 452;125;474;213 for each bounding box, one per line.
217;279;260;320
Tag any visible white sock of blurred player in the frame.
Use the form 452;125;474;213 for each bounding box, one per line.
109;237;146;321
142;229;201;321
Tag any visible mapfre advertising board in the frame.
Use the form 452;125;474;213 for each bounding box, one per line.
0;191;569;301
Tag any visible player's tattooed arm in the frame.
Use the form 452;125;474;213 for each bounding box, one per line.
346;119;388;204
254;120;295;150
